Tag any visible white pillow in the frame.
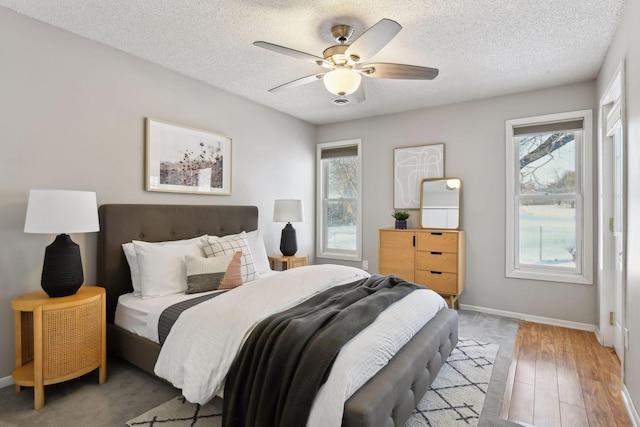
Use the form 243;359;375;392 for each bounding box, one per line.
122;236;205;296
245;230;271;274
133;238;205;299
202;232;257;282
122;243;142;295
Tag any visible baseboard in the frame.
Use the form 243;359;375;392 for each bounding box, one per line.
460;304;597;332
623;384;640;427
0;374;13;388
594;325;604;344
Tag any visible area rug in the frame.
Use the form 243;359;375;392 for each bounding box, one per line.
127;337;498;427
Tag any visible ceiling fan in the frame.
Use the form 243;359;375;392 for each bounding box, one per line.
254;18;439;105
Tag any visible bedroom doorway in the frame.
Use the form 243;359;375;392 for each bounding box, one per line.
609;119;625;361
598;63;626;364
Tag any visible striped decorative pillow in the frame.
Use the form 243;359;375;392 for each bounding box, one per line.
185;252;242;294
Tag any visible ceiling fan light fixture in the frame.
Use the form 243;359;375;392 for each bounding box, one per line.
332;97;350;106
323;68;361;96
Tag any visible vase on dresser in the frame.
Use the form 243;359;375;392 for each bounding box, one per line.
395;219;407;229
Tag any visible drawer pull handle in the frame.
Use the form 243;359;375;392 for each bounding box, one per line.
430;251;442;255
430;271;443;275
430;232;443;236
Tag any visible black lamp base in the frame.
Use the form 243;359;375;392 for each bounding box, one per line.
280;223;298;256
41;234;84;298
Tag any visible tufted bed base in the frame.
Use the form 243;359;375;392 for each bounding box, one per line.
96;204;458;427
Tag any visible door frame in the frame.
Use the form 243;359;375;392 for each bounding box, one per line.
597;61;626;362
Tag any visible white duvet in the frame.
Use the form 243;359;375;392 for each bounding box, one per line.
154;264;446;426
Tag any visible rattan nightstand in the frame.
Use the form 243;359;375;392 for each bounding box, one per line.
268;254;309;271
11;286;107;409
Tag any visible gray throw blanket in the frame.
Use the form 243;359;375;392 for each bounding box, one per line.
222;274;420;427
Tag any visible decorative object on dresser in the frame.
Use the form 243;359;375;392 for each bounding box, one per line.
391;209;410;229
145;118;232;196
11;286;107;410
420;177;462;229
24;189;100;297
394;143;445;209
273;199;304;256
268;254;309;271
379;228;466;308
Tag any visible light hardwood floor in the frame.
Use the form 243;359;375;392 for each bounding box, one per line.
500;320;632;427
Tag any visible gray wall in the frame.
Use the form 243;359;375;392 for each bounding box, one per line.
317;81;598;325
598;0;640;415
0;8;316;379
3;5;636;414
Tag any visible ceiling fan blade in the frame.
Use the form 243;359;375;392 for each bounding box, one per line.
345;19;402;63
268;73;324;92
362;63;439;80
254;41;325;65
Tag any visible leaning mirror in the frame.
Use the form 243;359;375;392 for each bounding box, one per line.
420;178;462;229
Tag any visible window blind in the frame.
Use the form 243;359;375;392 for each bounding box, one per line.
513;119;584;136
320;145;358;159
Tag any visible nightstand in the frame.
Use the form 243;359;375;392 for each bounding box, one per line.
11;286;107;410
268;254;309;271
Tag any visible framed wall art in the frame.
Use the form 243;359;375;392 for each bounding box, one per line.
145;118;232;195
393;143;445;209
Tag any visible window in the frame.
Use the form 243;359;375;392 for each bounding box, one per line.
505;110;593;284
317;139;362;261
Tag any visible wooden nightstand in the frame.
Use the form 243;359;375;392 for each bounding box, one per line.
11;286;107;410
268;254;309;271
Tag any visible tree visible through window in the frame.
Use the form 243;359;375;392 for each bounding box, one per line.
317;140;362;260
518;131;578;268
326;157;358;250
506;110;593;284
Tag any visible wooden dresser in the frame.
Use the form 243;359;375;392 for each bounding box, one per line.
379;228;465;308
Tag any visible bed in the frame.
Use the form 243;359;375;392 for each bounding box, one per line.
96;204;458;427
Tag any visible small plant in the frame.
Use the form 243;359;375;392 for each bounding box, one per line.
391;210;410;220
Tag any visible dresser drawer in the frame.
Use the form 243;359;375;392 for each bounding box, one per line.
415;270;458;294
416;232;458;253
416;251;457;273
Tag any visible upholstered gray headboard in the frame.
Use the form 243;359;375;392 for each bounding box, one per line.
97;204;258;323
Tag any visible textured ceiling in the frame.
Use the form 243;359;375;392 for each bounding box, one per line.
1;0;627;125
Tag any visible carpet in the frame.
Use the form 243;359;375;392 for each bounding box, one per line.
127;337;498;427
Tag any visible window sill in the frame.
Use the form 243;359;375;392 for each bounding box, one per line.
506;268;593;285
316;252;361;262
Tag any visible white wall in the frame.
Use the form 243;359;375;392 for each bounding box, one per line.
318;81;598;325
0;7;316;379
597;0;640;416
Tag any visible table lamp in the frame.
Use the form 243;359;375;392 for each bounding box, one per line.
273;199;304;256
24;189;100;297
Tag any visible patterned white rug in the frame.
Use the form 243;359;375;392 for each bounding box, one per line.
407;338;499;426
127;337;498;427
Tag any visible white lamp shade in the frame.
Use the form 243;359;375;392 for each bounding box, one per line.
24;189;100;234
273;199;304;223
323;68;362;96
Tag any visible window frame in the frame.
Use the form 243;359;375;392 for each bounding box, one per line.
316;139;362;261
505;110;593;284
